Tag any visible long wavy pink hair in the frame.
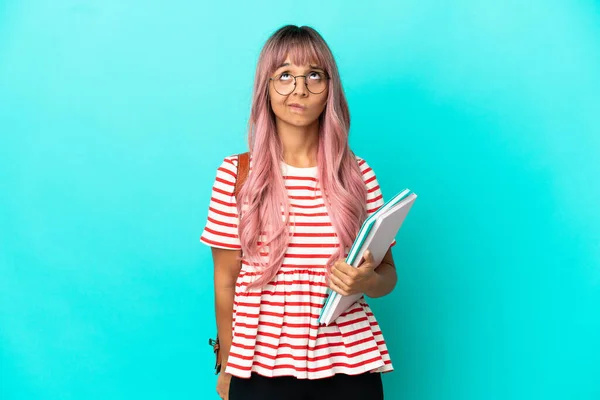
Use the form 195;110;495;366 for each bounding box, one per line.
237;25;367;288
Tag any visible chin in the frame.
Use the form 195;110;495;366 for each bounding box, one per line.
292;121;312;127
285;117;317;127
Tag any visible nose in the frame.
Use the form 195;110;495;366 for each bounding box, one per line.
291;76;308;96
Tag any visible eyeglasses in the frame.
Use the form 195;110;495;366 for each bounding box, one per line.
269;71;330;95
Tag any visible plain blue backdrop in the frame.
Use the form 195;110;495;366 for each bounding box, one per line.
1;1;599;399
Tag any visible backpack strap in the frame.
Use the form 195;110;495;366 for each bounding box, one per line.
234;152;250;201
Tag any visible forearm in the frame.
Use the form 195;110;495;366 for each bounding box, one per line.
364;262;397;298
211;248;242;367
215;284;236;365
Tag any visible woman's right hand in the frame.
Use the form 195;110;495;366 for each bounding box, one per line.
216;371;232;400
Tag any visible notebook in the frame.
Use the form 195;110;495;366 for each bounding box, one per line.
318;188;417;326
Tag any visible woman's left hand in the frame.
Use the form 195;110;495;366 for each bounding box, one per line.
328;250;377;296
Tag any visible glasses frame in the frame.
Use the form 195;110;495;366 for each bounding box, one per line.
269;71;330;95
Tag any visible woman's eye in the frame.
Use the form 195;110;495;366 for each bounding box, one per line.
279;73;292;80
308;72;322;80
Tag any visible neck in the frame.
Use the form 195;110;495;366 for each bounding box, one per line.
276;117;319;168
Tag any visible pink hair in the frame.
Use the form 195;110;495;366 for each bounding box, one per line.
237;25;367;288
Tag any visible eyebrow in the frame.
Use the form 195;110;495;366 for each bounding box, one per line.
276;62;325;71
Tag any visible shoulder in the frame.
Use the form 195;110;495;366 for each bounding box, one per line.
222;152;251;169
215;152;251;180
213;154;241;182
354;155;376;177
353;155;381;193
223;154;240;166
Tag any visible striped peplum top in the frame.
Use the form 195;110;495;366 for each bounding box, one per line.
200;154;394;379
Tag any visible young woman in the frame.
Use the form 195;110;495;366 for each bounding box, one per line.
200;25;397;400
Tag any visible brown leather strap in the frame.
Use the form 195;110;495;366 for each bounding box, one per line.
234;152;250;200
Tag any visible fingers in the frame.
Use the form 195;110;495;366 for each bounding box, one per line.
329;272;352;295
356;250;377;274
331;259;358;283
329;275;351;296
364;249;374;264
358;249;376;268
329;250;377;296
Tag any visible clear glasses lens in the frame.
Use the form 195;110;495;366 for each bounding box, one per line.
273;72;327;95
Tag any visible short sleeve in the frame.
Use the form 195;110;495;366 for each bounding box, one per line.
358;157;397;247
199;156;242;250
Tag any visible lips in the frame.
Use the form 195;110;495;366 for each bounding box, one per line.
288;103;306;110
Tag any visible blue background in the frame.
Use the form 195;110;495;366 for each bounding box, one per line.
1;1;599;399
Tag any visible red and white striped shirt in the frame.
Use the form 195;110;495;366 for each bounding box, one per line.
200;154;394;379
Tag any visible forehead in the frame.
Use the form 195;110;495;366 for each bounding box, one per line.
276;55;323;70
270;43;326;72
